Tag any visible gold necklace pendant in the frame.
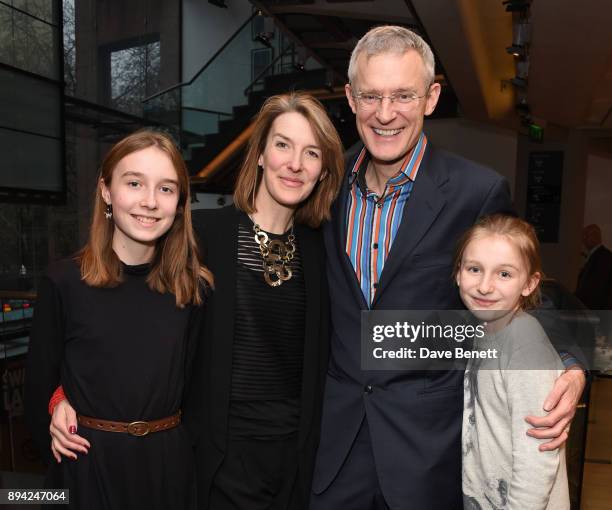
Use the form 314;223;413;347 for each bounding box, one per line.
264;266;291;287
252;220;295;287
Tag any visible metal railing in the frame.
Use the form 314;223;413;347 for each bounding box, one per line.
142;11;259;105
244;42;297;97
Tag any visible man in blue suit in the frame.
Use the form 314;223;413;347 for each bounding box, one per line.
310;26;586;509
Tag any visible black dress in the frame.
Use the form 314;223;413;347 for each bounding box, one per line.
25;258;201;510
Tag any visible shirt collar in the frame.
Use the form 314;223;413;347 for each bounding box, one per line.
350;132;428;191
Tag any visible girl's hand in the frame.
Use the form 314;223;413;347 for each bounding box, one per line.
49;399;90;462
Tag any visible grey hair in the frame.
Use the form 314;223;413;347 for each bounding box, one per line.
347;25;435;88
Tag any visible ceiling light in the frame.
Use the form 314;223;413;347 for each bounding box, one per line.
506;45;525;57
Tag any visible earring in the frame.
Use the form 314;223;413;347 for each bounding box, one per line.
251;166;263;207
104;204;113;220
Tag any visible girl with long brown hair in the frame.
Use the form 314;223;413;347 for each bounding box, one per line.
25;130;212;510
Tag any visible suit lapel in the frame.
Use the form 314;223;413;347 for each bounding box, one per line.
296;224;320;449
371;147;448;308
331;169;369;310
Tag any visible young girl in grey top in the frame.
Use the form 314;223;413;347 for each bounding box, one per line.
455;214;569;510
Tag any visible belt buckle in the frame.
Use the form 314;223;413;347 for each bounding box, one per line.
127;420;150;436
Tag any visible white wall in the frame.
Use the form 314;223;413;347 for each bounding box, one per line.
421;118;595;290
424;117;518;197
583;154;612;246
182;0;253;81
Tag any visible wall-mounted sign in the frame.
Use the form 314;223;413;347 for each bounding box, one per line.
526;151;563;243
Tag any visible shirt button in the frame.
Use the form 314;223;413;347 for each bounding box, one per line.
377;203;383;209
373;282;379;289
373;243;378;250
364;384;373;394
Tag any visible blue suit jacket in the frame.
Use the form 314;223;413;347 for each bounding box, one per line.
312;144;513;509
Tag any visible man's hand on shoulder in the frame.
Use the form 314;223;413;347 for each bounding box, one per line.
524;367;586;451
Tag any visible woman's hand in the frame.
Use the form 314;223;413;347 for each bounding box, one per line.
49;399;90;462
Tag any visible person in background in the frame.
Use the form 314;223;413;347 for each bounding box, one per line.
575;224;612;310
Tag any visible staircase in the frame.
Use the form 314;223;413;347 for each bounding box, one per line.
189;67;330;175
251;0;459;117
141;11;358;193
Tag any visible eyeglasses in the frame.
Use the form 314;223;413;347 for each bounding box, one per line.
352;87;430;110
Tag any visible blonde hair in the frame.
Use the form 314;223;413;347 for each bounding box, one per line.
78;129;213;307
453;214;543;310
348;25;435;88
233;92;344;228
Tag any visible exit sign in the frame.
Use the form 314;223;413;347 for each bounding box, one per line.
529;124;544;142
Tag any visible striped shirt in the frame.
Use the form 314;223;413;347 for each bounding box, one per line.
345;132;428;306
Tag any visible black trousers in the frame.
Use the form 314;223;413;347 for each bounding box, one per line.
309;418;390;510
209;435;302;510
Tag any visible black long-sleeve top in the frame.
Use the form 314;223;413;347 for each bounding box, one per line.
228;215;306;438
25;258;201;509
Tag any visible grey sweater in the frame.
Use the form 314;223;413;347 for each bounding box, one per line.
462;312;570;510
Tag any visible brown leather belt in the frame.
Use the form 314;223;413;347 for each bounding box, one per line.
77;411;181;437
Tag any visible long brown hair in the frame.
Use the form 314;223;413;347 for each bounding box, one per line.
453;214;543;310
78;130;212;306
233;92;344;228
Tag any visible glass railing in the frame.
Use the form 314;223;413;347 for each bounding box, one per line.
142;87;183;144
182;107;233;138
142;10;328;157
